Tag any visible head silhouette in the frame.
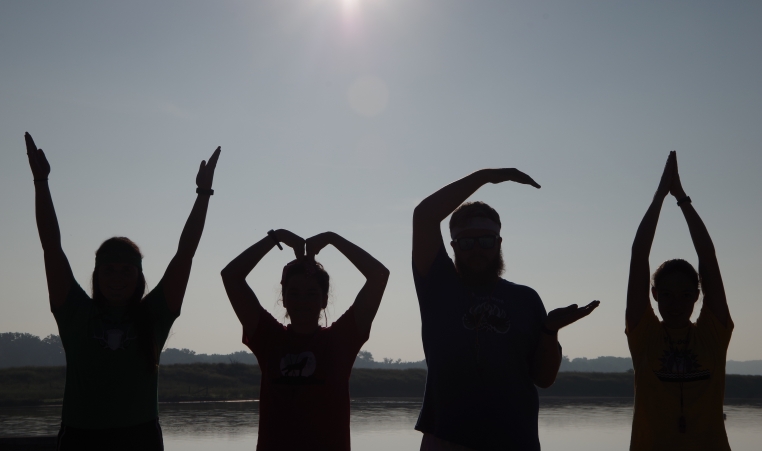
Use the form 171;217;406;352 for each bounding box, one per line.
280;259;330;328
449;201;505;286
651;259;701;328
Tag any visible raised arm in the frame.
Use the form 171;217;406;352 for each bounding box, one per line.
306;232;390;337
221;230;304;337
161;147;221;313
25;133;73;309
412;168;540;276
669;154;729;326
626;151;675;329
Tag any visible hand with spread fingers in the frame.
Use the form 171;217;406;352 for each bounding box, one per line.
25;132;51;181
544;300;601;333
196;146;221;190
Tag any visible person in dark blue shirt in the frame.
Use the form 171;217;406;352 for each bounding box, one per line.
412;168;600;451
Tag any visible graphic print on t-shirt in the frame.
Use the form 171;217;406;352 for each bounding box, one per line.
462;296;511;334
92;319;137;351
653;336;710;382
273;351;325;385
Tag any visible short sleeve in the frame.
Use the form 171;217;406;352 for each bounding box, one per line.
696;306;734;350
51;281;92;336
412;244;458;307
626;306;660;354
243;307;286;360
144;282;179;350
329;306;369;368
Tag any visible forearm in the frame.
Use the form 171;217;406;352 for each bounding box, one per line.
679;203;716;259
328;233;389;280
175;194;211;259
34;182;63;251
221;235;277;280
531;332;562;388
631;196;665;257
414;169;494;224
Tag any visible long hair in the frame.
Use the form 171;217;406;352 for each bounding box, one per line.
91;237;158;373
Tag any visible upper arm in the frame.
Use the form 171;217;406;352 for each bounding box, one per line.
221;269;262;338
352;267;390;337
412;206;445;277
698;257;729;327
626;245;652;330
44;247;73;310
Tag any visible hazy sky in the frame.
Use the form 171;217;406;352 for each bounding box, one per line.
1;1;761;362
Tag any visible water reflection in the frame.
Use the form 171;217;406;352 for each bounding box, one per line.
2;399;762;450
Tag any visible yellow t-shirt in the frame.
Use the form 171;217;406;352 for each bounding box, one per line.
626;306;733;451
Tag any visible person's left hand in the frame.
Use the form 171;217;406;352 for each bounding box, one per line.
544;300;600;332
196;146;221;190
306;232;336;259
669;151;687;199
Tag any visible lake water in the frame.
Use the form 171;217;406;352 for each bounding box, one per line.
2;398;762;450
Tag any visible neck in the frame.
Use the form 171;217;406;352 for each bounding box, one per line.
290;319;321;335
663;318;691;329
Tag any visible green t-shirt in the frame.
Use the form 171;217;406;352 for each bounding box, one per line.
52;280;178;429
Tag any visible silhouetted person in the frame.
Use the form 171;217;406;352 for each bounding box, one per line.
626;152;731;450
25;132;220;451
221;230;389;450
412;168;600;450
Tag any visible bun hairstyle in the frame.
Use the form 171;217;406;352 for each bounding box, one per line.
450;201;502;235
651;259;701;292
91;237;158;373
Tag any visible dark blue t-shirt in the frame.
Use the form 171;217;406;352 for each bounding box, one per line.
413;245;547;450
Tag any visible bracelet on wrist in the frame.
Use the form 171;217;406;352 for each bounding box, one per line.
196;187;214;196
677;196;691;206
267;230;284;250
33;179;48;182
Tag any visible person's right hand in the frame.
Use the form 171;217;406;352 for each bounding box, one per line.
489;168;541;189
25;132;50;181
274;229;305;260
655;151;676;199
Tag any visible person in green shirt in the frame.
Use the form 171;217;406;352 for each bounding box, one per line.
24;132;221;451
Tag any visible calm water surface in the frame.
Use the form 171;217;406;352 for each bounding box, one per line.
2;398;761;450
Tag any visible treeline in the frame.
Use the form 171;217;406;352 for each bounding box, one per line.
4;333;762;375
3;364;762;406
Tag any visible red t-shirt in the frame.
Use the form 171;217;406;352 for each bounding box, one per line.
244;307;369;451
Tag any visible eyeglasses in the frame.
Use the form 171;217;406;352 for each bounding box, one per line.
452;235;499;251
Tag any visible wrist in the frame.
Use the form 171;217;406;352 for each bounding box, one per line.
541;323;558;336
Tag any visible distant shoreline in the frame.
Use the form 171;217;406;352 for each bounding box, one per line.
2;364;762;407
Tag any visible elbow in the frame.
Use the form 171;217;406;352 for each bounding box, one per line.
533;373;557;389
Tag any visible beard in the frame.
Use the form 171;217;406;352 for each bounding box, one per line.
454;250;505;287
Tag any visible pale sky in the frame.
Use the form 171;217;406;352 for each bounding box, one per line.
1;1;761;362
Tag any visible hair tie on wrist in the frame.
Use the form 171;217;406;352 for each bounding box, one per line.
677;196;691;206
196;187;214;196
267;230;283;250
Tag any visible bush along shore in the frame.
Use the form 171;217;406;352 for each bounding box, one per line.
2;364;762;406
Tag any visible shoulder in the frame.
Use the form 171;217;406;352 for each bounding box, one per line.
500;280;542;301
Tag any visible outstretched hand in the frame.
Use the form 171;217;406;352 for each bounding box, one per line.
25;132;50;181
544;300;600;332
655;151;676;199
490;168;541;189
196;146;221;190
305;232;335;259
275;229;305;260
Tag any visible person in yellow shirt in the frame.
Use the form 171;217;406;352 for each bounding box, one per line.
626;151;732;451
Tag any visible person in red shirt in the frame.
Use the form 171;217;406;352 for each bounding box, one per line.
221;229;390;451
